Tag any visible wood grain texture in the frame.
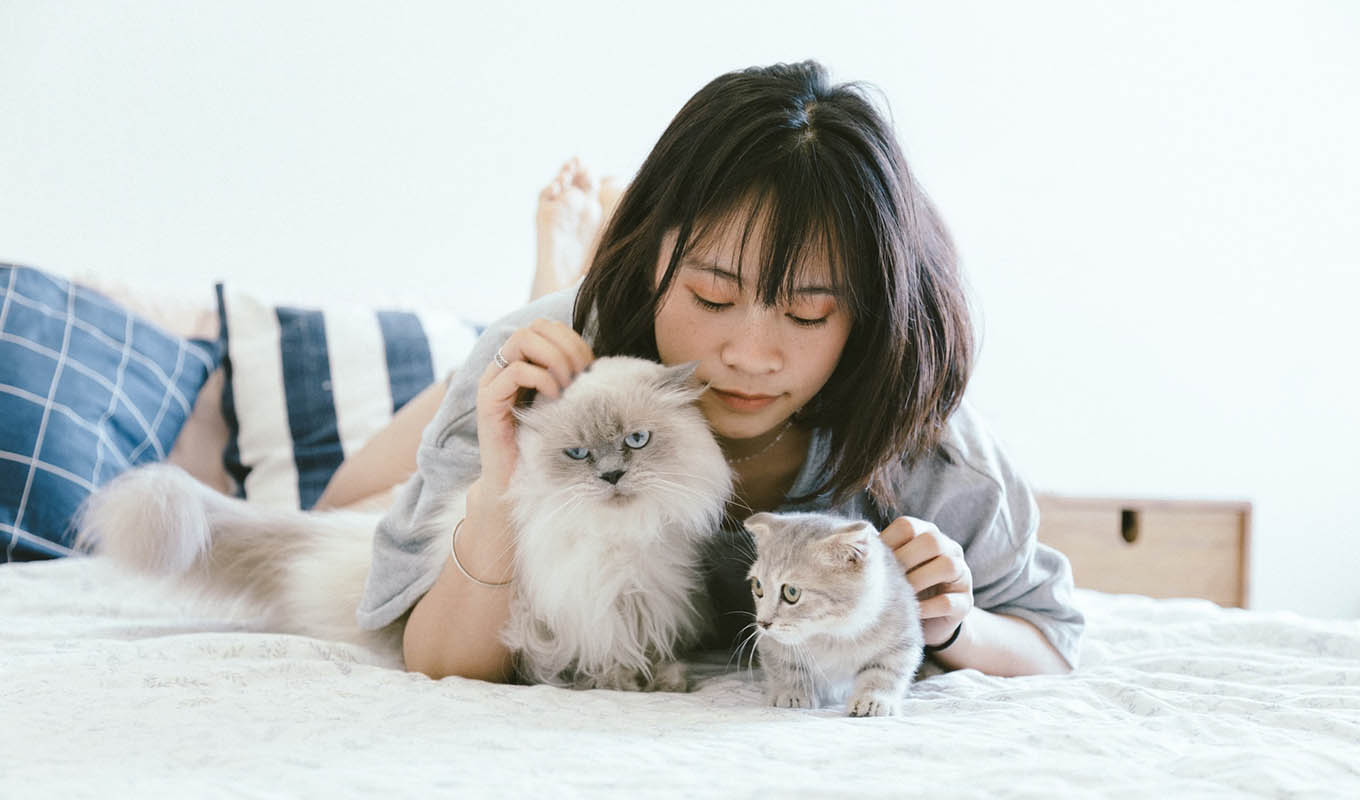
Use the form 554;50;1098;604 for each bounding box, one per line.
1035;495;1252;608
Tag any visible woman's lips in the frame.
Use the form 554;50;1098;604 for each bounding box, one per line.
712;388;779;412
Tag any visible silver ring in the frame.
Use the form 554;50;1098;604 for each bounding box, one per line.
493;348;510;370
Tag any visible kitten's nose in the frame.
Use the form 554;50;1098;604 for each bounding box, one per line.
599;469;626;485
757;620;771;630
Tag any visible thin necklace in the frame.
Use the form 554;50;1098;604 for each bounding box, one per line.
726;420;794;465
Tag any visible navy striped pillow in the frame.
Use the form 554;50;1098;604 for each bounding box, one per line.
215;284;477;510
0;265;219;560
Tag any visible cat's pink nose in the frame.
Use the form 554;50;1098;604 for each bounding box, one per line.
757;620;771;629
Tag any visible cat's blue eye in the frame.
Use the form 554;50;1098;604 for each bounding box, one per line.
623;431;651;449
563;447;590;460
781;584;800;604
750;577;764;598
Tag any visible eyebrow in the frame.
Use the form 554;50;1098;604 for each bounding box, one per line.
682;260;839;297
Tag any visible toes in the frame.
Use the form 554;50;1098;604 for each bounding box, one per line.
570;163;596;194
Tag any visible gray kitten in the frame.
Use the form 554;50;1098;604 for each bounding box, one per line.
744;511;925;716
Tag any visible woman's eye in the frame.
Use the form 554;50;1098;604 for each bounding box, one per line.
563;447;590;460
750;577;764;598
690;292;732;312
623;431;651;449
781;584;801;604
787;314;829;328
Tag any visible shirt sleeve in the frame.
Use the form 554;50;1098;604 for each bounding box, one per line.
893;401;1085;668
354;287;579;631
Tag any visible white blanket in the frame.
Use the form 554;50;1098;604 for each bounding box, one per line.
3;557;1358;798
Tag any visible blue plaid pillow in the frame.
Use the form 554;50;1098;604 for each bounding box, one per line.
0;265;220;561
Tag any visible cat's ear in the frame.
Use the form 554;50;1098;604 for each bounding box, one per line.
656;361;706;402
742;512;778;545
819;521;877;566
511;404;543;433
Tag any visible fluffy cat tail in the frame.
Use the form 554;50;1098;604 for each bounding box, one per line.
74;464;400;651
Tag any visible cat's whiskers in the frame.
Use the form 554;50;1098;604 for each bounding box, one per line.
635;479;734;524
726;619;761;674
501;490;590;569
533;486;591;528
638;472;734;505
793;641;822;701
634;478;717;508
741;624;766;676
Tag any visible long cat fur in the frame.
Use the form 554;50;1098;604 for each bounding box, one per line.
500;357;731;689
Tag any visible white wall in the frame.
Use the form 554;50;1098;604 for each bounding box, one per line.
3;2;1357;616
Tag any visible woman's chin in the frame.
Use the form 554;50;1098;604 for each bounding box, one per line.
707;414;784;443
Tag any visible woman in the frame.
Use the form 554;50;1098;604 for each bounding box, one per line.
337;60;1082;682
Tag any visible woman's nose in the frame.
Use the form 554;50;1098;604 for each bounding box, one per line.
721;308;783;374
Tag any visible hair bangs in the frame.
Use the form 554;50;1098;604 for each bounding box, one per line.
676;173;868;321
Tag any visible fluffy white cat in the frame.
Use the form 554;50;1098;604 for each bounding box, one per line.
75;356;732;691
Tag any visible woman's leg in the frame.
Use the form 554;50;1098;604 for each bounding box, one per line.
318;159;622;511
313;373;450;511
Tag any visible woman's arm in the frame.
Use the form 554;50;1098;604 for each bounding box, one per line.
931;607;1071;676
402;478;517;681
399;318;594;680
314;375;451;511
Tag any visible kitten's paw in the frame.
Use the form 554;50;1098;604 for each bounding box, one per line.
770;690;812;709
648;661;690;693
847;691;899;717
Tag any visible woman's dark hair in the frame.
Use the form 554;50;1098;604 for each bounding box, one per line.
573;59;974;511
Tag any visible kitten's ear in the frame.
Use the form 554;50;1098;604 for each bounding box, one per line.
820;521;877;566
742;512;778;545
657;361;706;402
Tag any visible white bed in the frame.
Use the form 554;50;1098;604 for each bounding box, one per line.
3;555;1358;797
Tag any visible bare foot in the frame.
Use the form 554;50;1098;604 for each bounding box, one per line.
531;158;620;301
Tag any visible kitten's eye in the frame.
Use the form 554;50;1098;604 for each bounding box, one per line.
781;584;800;604
563;447;590;460
623;431;651;449
750;577;764;598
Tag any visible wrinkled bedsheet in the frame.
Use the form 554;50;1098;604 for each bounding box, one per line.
3;557;1359;798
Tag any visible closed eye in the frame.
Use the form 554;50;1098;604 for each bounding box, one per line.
786;314;828;328
690;292;731;312
693;291;828;328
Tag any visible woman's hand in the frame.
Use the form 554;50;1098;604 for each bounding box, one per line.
880;516;974;647
475;318;594;495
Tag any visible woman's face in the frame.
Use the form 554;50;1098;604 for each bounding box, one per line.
652;219;852;442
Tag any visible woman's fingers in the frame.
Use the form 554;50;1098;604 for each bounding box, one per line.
473;320;595;492
917;585;973;621
485;359;562;405
536;318;594;374
905;554;968;596
884;517;960;571
490;319;594;390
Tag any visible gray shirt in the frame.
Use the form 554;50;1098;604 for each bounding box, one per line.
356;286;1085;668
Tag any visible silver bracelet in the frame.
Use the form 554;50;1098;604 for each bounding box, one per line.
449;517;514;588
